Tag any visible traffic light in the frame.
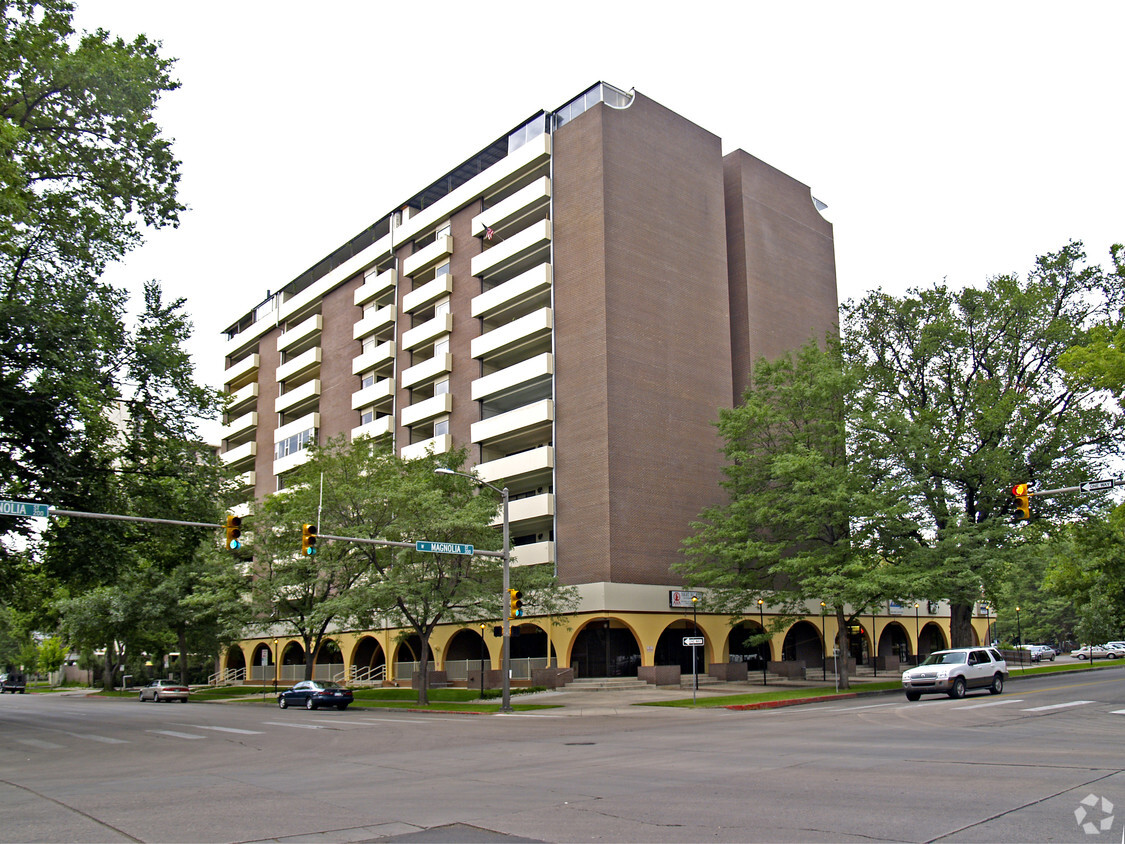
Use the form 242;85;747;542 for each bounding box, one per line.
301;523;318;556
508;588;523;619
1011;483;1031;522
224;515;242;550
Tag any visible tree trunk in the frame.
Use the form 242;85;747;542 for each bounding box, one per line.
416;632;431;706
102;646;116;692
949;602;974;647
834;608;851;691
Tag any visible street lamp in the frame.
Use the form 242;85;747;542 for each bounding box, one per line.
820;601;827;681
479;623;486;699
435;467;512;712
758;599;767;686
871;610;877;678
273;638;279;694
691;595;699;692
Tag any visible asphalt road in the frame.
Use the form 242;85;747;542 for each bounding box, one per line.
1;669;1124;843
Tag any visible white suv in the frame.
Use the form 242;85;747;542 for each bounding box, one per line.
901;648;1008;701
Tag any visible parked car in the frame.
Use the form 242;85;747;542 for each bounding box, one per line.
1071;645;1125;660
901;648;1008;701
1;671;27;693
1017;644;1055;662
277;680;353;711
139;679;190;702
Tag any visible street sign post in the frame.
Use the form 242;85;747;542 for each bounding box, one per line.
682;636;704;646
0;500;50;519
415;540;474;555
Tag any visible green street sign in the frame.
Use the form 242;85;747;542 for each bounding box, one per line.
415;540;474;556
0;500;50;519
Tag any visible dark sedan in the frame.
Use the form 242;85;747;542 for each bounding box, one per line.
277;680;353;711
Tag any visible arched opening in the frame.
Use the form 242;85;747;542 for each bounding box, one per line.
243;643;267;682
782;621;823;669
510;623;555;679
226;645;247;673
878;622;911;666
919;622;947;658
570;619;641;678
280;642;305;683
393;635;435;682
726;621;771;668
847;621;871;666
654;620;707;675
313;639;343;681
350;636;386;685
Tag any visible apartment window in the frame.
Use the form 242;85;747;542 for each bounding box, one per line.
360;408;374;426
434;417;449;438
361;372;376;390
434;378;449;396
434;262;451;278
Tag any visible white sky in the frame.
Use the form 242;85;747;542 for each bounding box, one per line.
74;1;1125;402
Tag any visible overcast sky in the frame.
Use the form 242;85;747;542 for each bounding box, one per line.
73;1;1125;399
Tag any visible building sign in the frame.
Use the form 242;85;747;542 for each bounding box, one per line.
669;590;701;609
888;600;906;615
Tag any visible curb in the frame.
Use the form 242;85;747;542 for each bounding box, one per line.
723;692;859;711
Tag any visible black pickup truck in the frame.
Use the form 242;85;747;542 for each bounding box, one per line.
0;671;27;693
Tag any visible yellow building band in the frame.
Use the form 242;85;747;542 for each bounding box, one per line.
221;611;991;688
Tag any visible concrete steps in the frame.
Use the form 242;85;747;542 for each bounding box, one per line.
565;677;651;692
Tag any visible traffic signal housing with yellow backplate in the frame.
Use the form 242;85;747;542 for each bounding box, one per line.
508;588;523;619
301;523;318;556
1011;484;1031;522
225;515;242;550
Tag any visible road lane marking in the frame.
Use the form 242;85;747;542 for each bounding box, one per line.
184;725;264;735
15;738;64;749
148;730;205;740
262;720;324;729
1021;700;1094;712
69;733;127;744
1110;710;1125;715
957;699;1024;709
821;702;900;712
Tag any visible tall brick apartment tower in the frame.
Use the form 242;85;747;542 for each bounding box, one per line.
220;83;839;679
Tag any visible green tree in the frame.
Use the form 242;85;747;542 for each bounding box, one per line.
0;0;183;572
1059;244;1125;401
677;339;899;689
1043;508;1125;646
37;635;65;677
843;242;1125;646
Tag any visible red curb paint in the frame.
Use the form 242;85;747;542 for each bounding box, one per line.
724;692;858;711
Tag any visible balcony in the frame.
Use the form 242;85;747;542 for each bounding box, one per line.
224;354;260;392
351;416;393;443
275;379;321;415
403;274;454;314
471;307;552;364
353;340;395;375
276;347;321;385
400;393;452;428
221;440;257;470
509;540;554;568
401;312;453;352
225;381;259;415
274;412;318;446
400;352;452;390
472;353;553;404
476;446;554;486
354;267;397;308
351;378;394;411
234;470;256;492
277;314;322;355
471;399;553;448
401;434;451;461
472;263;552;321
470;219;550;280
472;176;551;238
221;410;257;441
500;491;554;528
402;234;453;278
225;313;276;361
274;446;313;477
353;303;396;341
